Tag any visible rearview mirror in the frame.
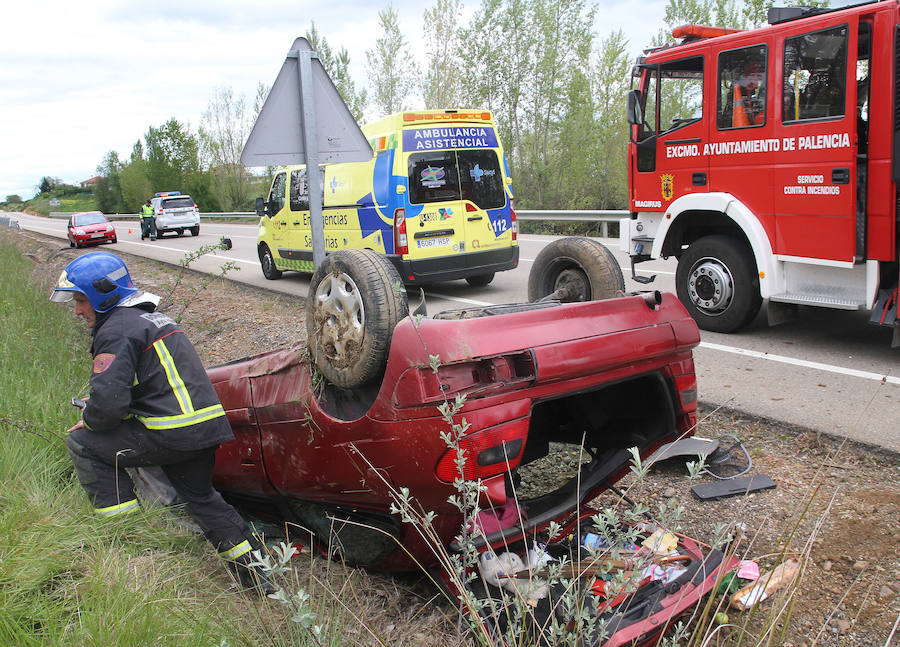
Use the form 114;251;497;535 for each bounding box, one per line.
255;197;266;218
626;90;643;126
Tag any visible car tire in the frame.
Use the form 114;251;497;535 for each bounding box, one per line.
675;235;762;333
259;244;283;280
527;237;624;302
177;228;184;236
306;249;408;389
465;272;495;287
69;238;74;248
190;226;200;236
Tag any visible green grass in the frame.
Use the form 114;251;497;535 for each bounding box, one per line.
23;193;97;216
0;239;344;646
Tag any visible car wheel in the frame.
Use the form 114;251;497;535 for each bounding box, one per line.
527;237;624;302
675;235;762;333
306;249;408;389
259;244;283;280
69;237;74;248
190;226;200;236
177;228;184;236
465;272;495;287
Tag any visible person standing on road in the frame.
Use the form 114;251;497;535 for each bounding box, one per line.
50;251;272;594
140;199;157;241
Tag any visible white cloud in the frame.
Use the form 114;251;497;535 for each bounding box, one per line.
0;0;664;200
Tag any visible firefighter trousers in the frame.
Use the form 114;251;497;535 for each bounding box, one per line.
66;418;251;554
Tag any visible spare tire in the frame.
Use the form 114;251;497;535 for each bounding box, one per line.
306;250;408;389
527;237;625;302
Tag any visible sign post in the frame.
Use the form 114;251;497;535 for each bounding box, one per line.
241;38;372;269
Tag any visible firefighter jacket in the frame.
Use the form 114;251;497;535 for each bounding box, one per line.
82;297;233;451
141;204;154;219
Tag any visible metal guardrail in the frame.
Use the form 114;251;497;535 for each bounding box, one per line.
49;209;629;236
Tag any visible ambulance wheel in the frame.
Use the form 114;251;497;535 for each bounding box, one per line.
259;244;283;280
676;235;762;333
527;237;624;302
306;249;408;389
465;272;494;287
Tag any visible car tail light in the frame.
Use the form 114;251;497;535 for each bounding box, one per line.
156;209;162;216
510;200;518;241
435;418;529;482
673;373;698;413
393;351;535;408
394;208;408;255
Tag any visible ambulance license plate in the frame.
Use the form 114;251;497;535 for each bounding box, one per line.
417;236;451;248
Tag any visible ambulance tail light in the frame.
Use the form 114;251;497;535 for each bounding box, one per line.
510;201;518;242
465;202;478;212
394;208;408;255
434;418;529;483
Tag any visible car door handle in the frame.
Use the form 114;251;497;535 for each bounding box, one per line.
692;172;707;186
832;168;850;184
467;216;483;221
292;221;300;225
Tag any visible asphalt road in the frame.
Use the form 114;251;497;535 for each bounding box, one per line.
10;212;899;451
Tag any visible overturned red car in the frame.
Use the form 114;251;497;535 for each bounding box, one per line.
207;239;730;643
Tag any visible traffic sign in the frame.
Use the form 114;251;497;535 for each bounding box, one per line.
241;37;372;167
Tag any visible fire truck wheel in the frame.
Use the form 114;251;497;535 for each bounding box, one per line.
306;249;408;389
527;237;625;303
676;235;762;333
259;244;283;280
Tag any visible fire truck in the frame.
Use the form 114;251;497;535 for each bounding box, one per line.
621;1;899;345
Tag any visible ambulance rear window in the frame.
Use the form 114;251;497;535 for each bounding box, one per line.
408;150;504;209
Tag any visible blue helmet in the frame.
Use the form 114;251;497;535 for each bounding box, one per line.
50;252;137;313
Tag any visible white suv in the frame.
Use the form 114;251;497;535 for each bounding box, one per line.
150;192;200;237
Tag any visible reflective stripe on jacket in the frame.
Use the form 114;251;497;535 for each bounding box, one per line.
141;204;154;218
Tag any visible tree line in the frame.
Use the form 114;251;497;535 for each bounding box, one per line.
90;0;807;215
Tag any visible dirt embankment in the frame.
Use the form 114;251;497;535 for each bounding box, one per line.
8;228;899;646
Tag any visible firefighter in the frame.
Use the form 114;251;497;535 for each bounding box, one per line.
50;252;273;594
140;199;157;241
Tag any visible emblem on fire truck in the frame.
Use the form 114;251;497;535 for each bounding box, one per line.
661;174;674;201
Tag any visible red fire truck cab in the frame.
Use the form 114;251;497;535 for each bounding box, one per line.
623;2;899;344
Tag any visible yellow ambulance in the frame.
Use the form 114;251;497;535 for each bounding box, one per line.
255;110;519;286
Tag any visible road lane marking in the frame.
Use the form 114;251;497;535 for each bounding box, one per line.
426;292;495;306
699;341;899;385
204;253;261;265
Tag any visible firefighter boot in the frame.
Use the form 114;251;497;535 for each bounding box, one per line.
224;540;276;595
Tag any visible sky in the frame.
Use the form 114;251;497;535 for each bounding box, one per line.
0;0;666;201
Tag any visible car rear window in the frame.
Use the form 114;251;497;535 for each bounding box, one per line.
73;213;107;226
161;197;194;209
407;150;505;209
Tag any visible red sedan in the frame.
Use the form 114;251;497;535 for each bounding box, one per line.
66;211;116;248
